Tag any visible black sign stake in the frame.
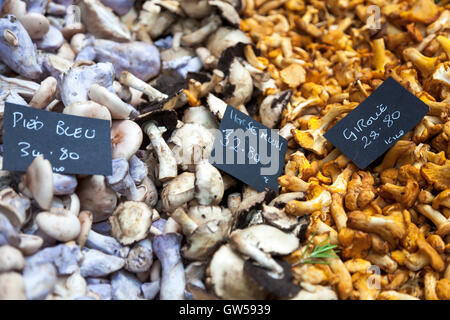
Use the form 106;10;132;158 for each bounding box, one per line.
3;102;112;175
324;77;429;169
209;105;287;192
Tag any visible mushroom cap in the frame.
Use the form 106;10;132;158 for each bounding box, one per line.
243;259;301;298
0;187;30;228
64;101;112;126
206;244;267;300
36;207;81;242
195;160;224;205
182;206;233;260
111;120;143;160
182;106;219;129
77;175;117;222
134;109;178;148
170;123;216;171
18;233;43;256
19;13;50;40
161;172;195;212
0;202;26;228
78;0;131;42
231;224;300;256
261;204;299;231
206;27;250;58
109;201;153;245
22;155;53;210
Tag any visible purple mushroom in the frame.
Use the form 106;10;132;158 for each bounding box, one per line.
93;39;160;81
0;15;42;80
36;25;64;52
53;173;78;195
58;61;115;107
99;0;135;16
153;233;186;300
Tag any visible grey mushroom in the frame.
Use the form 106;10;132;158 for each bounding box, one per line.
36;25;64;51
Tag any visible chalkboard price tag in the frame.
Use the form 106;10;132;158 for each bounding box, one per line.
209;105;287;192
324;77;429;169
3;102;112;175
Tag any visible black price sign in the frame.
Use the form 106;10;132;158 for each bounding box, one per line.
209;105;287;192
3;102;112;175
324;77;429;169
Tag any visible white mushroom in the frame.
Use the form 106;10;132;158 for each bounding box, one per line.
161;172;195;212
109;201;153;245
88;84;137;120
29;77;57;109
195;159;224;205
63;101;112;125
119;71;168;102
170;123;215;171
142;121;178;182
111;120;143;160
0;272;26;299
0;245;25;272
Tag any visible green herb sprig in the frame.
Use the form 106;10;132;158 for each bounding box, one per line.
292;233;340;266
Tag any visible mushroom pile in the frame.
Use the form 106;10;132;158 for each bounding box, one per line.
240;0;450;300
0;0;313;300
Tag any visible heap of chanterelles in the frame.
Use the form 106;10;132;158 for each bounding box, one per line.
240;0;450;300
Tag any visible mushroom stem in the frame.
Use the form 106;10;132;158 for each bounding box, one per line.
143;121;178;182
153;233;186;300
119;71;167;102
88;84;137;119
170;207;198;236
